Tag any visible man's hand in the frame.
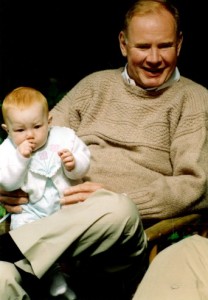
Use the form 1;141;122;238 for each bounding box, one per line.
60;181;104;206
0;189;28;213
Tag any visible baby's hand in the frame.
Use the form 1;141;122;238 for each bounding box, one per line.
58;149;75;171
18;139;35;158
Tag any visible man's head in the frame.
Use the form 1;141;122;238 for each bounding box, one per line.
119;0;183;89
1;86;52;151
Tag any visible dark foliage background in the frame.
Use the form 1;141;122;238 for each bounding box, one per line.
0;0;207;141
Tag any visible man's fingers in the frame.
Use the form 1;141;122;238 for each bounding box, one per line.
60;192;89;205
64;182;103;196
0;196;28;205
3;204;22;213
0;189;27;197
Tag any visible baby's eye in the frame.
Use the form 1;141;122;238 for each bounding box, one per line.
34;125;42;129
14;129;24;132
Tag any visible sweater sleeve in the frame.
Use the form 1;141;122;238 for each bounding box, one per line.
0;138;30;191
131;86;208;219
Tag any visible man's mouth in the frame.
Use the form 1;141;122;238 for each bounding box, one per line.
143;67;164;77
143;67;163;74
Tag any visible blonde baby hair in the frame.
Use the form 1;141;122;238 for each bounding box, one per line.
2;86;49;123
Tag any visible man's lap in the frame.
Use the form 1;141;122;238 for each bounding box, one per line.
133;235;208;300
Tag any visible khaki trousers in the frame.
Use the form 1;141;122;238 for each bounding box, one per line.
0;189;146;300
133;234;208;300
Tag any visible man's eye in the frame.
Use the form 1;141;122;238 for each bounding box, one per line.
159;43;174;49
135;44;150;50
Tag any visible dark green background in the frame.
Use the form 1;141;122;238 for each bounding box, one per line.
0;0;207;142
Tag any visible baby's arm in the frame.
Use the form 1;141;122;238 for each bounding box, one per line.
0;139;30;190
58;149;75;172
56;127;90;180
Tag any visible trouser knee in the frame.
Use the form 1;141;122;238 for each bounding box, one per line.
0;261;30;300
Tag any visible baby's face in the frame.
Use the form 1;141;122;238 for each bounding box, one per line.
5;102;50;151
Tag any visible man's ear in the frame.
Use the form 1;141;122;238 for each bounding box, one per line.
1;124;8;133
177;32;183;57
48;114;53;125
119;31;128;57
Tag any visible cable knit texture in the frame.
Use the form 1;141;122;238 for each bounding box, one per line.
51;68;208;220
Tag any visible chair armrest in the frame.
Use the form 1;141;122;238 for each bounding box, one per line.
144;213;207;263
145;213;202;242
0;220;10;235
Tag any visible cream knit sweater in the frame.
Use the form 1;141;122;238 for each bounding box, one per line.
51;68;208;220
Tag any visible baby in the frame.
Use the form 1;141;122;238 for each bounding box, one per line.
0;86;91;299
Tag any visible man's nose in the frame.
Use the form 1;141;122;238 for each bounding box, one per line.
147;48;162;63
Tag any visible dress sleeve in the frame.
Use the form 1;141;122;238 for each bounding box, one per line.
0;138;30;191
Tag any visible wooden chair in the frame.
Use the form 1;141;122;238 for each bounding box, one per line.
145;213;208;263
0;216;10;235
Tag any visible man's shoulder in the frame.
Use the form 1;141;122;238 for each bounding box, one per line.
179;76;207;92
172;76;208;107
80;67;123;83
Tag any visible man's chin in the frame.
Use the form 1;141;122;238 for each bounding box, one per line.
142;78;165;89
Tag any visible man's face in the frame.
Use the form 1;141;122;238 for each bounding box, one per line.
119;9;183;89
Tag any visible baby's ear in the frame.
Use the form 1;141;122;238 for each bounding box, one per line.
1;123;8;133
48;114;53;124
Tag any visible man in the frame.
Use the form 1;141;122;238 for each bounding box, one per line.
0;0;208;299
